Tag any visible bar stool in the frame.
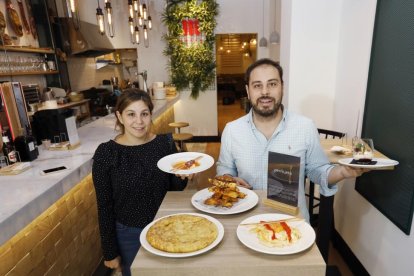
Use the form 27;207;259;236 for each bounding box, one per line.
169;122;193;152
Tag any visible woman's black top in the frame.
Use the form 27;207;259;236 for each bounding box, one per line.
92;134;187;260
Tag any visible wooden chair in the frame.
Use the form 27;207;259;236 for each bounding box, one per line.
307;128;345;226
168;122;193;152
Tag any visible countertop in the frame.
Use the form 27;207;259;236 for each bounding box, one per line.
0;95;179;246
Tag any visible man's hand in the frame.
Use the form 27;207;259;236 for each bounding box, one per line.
340;165;370;178
232;176;253;189
328;165;370;184
104;256;121;271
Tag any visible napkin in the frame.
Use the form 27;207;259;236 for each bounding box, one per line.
330;146;352;154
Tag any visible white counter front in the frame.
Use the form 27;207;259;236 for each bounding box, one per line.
0;96;179;246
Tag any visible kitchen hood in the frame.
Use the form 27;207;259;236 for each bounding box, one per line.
67;19;115;57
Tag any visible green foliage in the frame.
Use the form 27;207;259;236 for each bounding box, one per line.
163;0;218;99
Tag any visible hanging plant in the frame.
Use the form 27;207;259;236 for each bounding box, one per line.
163;0;219;99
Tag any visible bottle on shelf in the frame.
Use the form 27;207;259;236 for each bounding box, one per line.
46;54;56;71
41;54;49;71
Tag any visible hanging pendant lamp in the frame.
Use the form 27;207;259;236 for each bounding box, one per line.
259;0;267;47
269;0;280;44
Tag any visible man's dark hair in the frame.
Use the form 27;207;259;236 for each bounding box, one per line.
245;58;284;85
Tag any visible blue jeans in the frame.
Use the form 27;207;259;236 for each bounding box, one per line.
116;222;143;276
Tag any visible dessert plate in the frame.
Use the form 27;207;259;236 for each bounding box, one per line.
157;152;214;174
338;158;399;169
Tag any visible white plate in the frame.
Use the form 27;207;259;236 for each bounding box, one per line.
140;213;224;258
191;187;259;215
338;158;399;169
330;145;352;154
157;152;214;174
237;213;315;255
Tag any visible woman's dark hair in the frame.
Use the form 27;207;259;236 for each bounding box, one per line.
244;58;284;85
115;88;153;134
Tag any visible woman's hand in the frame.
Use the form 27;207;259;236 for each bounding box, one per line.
104;256;121;271
176;173;197;180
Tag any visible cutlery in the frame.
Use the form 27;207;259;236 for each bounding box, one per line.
240;217;303;226
170;156;203;172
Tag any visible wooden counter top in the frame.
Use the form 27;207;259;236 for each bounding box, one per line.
132;191;326;276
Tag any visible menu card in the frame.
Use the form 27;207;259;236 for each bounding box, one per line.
65;116;80;147
264;151;300;215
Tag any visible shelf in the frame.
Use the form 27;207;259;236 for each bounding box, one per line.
0;46;55;54
0;70;59;77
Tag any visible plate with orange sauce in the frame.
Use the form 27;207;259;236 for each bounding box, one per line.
157;152;214;174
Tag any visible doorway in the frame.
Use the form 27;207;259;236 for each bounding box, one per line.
215;33;257;135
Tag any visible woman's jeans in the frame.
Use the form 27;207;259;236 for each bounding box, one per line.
116;222;143;276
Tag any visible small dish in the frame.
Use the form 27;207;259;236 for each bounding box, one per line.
338;158;399;169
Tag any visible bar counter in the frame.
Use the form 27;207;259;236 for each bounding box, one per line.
0;96;179;275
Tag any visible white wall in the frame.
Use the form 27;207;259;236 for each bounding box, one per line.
334;1;414;276
174;89;218;136
281;1;413;275
281;0;342;129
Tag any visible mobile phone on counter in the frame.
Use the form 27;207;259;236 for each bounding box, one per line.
40;166;69;175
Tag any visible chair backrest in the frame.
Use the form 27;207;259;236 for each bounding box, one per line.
317;128;345;139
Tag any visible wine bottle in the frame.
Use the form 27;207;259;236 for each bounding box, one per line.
2;133;17;164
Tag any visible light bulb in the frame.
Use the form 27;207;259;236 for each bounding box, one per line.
105;2;114;38
128;0;134;18
133;0;139;12
148;16;152;30
134;26;140;44
129;17;134;35
138;14;143;27
69;0;76;13
144;24;149;48
96;7;105;35
143;4;147;20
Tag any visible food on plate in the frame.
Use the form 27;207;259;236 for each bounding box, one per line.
204;175;247;208
146;214;218;253
250;221;301;247
171;156;202;171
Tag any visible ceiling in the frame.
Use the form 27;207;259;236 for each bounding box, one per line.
215;33;257;54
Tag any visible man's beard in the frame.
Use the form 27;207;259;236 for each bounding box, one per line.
251;96;282;117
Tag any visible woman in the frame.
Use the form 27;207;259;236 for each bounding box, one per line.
92;89;190;275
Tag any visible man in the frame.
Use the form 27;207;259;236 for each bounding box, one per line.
217;58;367;221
